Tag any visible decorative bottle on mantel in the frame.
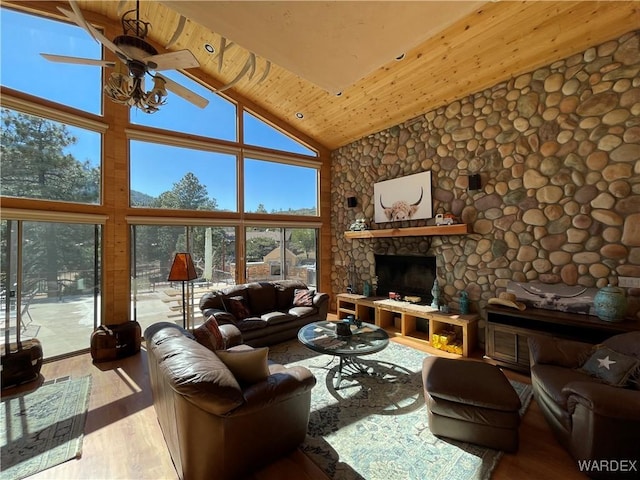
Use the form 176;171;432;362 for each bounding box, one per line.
431;278;440;309
593;284;627;322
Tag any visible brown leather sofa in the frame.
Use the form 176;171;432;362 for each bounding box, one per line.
144;321;316;480
199;280;329;347
528;331;640;478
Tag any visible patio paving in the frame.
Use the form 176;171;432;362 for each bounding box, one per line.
3;283;218;360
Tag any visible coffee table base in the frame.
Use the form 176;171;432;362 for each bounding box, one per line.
335;355;380;389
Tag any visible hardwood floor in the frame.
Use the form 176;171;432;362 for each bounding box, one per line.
2;338;586;480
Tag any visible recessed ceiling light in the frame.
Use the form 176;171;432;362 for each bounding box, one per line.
336;92;343;97
395;53;406;61
295;112;304;119
204;43;215;54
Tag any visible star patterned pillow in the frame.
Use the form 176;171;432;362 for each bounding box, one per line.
579;345;640;387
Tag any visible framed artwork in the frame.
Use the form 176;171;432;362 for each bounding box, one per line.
374;171;432;223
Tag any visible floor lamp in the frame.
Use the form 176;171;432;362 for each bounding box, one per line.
167;252;197;329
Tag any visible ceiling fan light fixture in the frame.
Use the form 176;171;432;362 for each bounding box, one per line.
104;63;167;114
44;1;207;113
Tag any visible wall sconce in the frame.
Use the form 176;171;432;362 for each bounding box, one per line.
347;197;357;208
167;252;198;329
468;174;482;191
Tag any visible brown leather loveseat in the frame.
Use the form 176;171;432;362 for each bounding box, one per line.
528;331;640;479
144;321;316;480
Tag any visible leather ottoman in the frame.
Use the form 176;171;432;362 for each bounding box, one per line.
422;356;521;452
1;338;43;389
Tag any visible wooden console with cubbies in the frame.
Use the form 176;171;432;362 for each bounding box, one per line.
336;293;478;357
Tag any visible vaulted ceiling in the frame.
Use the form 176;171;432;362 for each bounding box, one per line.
12;1;640;150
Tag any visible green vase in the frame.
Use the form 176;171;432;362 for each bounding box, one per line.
593;285;627;322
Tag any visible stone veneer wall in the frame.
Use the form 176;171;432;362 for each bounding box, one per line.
331;31;640;328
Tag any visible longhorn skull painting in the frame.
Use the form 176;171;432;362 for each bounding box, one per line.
374;171;432;223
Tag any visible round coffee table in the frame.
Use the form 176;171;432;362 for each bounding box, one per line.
298;320;390;388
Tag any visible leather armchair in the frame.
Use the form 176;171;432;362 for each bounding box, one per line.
528;331;640;478
144;322;316;480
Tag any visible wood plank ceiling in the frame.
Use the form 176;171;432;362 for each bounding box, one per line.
20;1;640;150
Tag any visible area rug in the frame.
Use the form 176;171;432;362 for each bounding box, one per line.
269;340;532;480
0;376;92;480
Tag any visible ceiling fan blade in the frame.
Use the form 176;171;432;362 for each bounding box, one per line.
40;53;115;67
58;5;130;62
146;50;200;71
61;1;97;43
156;74;209;109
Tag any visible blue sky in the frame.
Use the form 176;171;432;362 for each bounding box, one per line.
0;7;317;212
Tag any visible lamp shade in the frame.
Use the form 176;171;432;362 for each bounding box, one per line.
167;252;198;281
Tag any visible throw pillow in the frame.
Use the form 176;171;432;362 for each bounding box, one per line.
216;347;270;385
293;288;315;307
225;295;251;320
193;316;225;351
579;345;640;387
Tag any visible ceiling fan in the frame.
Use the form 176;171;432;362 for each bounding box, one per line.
41;0;209;113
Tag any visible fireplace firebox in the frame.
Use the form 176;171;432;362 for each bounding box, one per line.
375;254;437;304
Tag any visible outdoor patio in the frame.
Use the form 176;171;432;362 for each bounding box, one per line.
2;282;218;359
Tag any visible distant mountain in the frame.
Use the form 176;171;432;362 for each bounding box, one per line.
271;207;317;216
131;190;156;206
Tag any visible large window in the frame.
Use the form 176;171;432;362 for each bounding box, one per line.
244;158;318;215
1;109;102;204
130;140;237;211
2;5;324;349
1;7;102;114
243;111;315;156
131;70;237;142
1;219;102;359
131;224;236;330
246;226;317;287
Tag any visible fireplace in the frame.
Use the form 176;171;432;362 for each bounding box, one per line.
375;254;437;304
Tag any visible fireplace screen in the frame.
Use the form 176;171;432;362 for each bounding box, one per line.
375;254;436;303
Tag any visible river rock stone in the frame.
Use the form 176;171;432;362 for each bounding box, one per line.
620;88;640;107
522;209;547;226
622;214;640;246
610;144;640;162
603;109;630;125
591;192;615;209
615;35;640;65
598;134;622;151
517;92;539;118
624;126;640;143
603;65;640;81
601;244;628;259
545;73;564;92
537;186;564;203
591;210;623;226
523;170;549;189
576;92;619;116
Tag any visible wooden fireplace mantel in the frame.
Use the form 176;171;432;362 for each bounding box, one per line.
344;224;469;239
